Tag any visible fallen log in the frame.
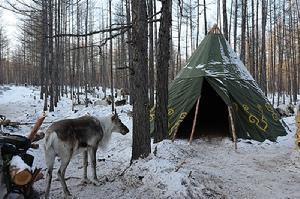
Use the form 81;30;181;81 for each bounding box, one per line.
0;120;20;128
9;156;32;186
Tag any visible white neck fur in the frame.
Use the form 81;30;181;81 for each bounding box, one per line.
98;114;114;149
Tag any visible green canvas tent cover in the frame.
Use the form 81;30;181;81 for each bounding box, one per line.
151;26;287;142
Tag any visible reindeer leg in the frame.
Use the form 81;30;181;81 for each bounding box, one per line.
81;150;91;184
45;168;53;199
88;147;100;186
57;156;72;198
44;144;56;199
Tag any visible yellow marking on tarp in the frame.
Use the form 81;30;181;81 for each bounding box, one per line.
150;107;175;122
243;104;268;132
265;103;280;121
170;112;188;135
168;108;175;116
149;107;155;122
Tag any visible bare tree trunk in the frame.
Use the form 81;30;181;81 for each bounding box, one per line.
40;0;47;100
176;1;183;74
272;0;276;105
269;0;274;101
126;0;134;105
109;0;115;111
54;0;60;107
196;0;200;47
131;0;151;161
203;0;208;35
76;1;80;104
251;0;256;80
233;0;238;51
43;0;49;111
290;0;297;104
185;15;189;61
222;0;228;40
84;0;89;107
154;0;172;143
49;0;54;112
148;0;155;107
277;1;285;106
260;0;267;94
255;0;259;83
189;0;194;53
228;0;233;44
240;0;247;63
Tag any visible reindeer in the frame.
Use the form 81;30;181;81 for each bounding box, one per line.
44;113;129;198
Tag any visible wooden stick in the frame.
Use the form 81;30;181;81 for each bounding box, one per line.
175;160;187;172
171;129;178;142
27;112;46;142
228;106;237;150
189;97;201;144
31;131;45;143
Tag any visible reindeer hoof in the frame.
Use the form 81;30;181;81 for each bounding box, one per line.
91;179;101;186
80;178;92;185
64;194;74;199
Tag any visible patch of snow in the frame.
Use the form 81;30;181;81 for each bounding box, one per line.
10;155;31;171
195;64;205;69
0;86;299;198
207;61;223;65
218;37;254;81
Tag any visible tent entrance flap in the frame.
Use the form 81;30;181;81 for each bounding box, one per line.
176;80;230;139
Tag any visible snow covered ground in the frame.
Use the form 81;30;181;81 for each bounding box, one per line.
0;85;300;199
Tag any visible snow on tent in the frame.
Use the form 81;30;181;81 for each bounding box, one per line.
151;25;287;143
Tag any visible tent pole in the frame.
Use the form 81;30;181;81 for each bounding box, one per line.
189;97;201;144
172;130;177;142
228;106;237;150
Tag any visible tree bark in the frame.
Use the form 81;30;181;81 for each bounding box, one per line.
233;0;238;52
109;0;115;111
131;0;151;161
203;0;208;35
154;0;172;143
222;0;228;40
84;0;89;107
260;0;267;94
240;0;247;63
148;0;155;108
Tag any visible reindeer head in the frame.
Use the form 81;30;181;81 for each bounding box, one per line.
111;113;129;135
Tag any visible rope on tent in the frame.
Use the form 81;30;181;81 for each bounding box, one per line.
189;97;201;144
228;106;238;150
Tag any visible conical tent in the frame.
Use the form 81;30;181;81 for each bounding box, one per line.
152;26;286;142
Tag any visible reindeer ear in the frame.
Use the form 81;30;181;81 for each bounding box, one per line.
111;114;117;121
111;114;115;120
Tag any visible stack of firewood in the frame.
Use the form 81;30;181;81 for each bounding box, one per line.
8;131;45;187
1;113;45;197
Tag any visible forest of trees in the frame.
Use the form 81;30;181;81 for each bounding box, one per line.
0;0;299;158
